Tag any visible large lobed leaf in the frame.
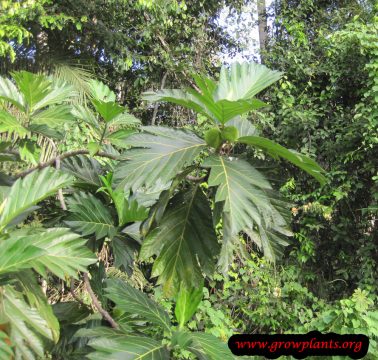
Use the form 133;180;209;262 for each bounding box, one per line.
139;186;219;295
0;75;25;110
238;135;327;185
0;286;54;359
203;156;291;268
9;228;97;279
0;235;44;275
0;168;73;231
214;61;283;101
86;334;169;360
0;109;28;136
65;192;117;240
172;330;235;360
143;62;281;124
32;105;75;128
203;156;273;233
62;155;104;188
114;126;206;192
105;279;171;333
12;71;52;111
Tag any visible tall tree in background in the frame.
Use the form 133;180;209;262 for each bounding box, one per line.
0;0;248;124
257;0;267;61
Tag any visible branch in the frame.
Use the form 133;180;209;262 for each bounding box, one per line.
83;272;119;329
70;277;88;308
186;175;207;182
14;149;120;179
151;72;168;125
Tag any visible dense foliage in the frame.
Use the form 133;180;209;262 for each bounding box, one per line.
0;0;377;359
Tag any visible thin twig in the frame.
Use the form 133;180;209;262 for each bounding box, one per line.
14;149;121;179
83;272;119;329
151;72;168;125
47;139;68;211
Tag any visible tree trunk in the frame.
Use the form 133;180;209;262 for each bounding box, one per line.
257;0;267;63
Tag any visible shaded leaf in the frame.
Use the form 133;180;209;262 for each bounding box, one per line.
140;186;219;295
114;126;205;191
0;168;73;230
105;279;171;332
112;236;140;274
65;192;117;240
62;155;103;188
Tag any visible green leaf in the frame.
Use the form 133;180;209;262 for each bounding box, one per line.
0;331;13;359
62;155;103;188
203;156;290;269
86;334;169;360
0;286;54;358
105;279;171;332
88;79;116;102
238;136;326;185
11;228;96;279
112;236;140;273
175;284;203;328
143;88;265;125
0;168;73;231
0;236;45;275
0;110;28;136
0;75;25;111
32;80;76;111
72;104;100;130
227;116;257;137
105;129;137;148
244;222;291;262
28;124;64;140
113;191;149;226
32;105;75;128
139;186;219;295
106;112;141;128
214;61;283;101
187;332;235;360
143;62;280;124
17;271;60;342
53;301;91;326
65;192;117;240
114;126;206;191
18;139;41;165
203;155;273;233
88;141;101;156
12;71;51;111
172;331;235;360
92;99;125;122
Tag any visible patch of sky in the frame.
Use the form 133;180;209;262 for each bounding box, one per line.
216;0;274;64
